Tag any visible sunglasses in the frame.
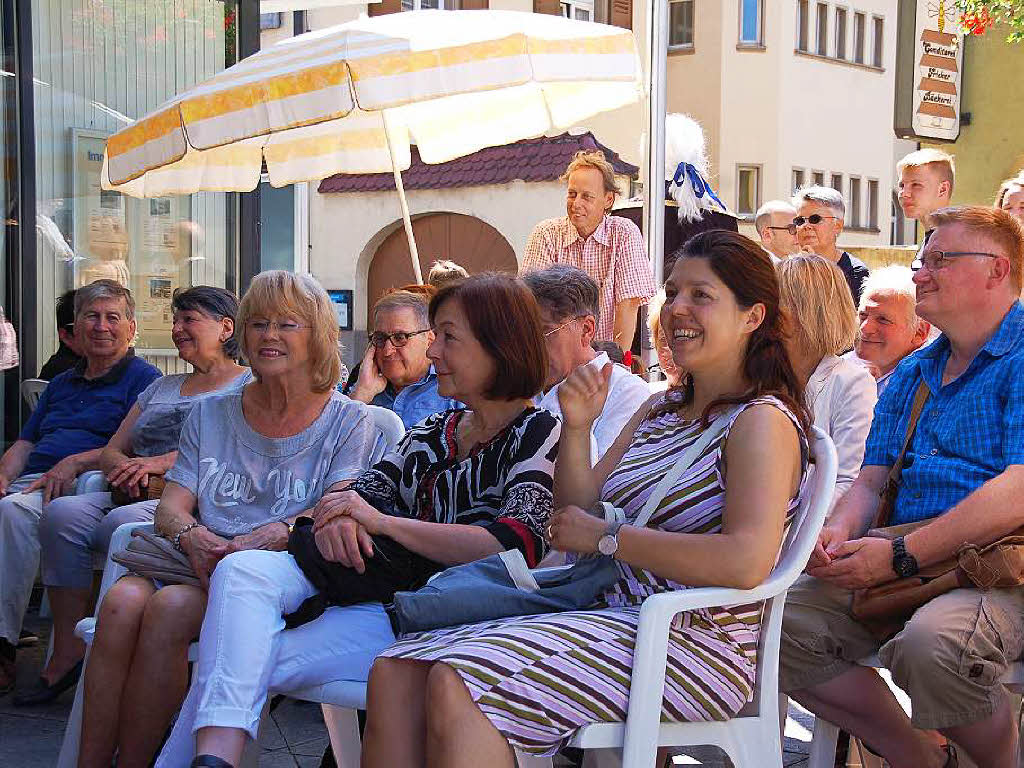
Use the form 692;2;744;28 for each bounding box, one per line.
793;214;839;227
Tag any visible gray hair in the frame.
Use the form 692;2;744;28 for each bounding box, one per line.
521;264;600;323
754;200;797;236
74;279;135;320
372;290;430;328
792;184;845;219
859;265;921;328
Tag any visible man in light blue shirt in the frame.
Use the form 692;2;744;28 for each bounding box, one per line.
348;290;458;430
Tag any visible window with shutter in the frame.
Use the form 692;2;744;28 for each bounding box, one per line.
370;0;403;16
610;0;632;29
534;0;564;15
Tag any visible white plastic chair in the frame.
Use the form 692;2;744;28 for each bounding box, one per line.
74;469;109;495
364;403;405;450
21;378;47;411
304;427;837;768
804;656;1024;768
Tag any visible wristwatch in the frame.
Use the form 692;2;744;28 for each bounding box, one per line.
891;536;919;578
597;520;625;557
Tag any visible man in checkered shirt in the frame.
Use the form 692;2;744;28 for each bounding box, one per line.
781;206;1024;768
521;150;655;350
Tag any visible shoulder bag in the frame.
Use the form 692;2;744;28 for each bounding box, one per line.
851;381;1024;639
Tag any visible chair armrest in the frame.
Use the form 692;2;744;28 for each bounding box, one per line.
75;470;108;495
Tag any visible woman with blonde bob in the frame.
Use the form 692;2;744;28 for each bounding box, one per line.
77;271;386;768
777;255;877;508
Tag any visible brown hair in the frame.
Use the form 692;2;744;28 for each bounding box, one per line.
930;205;1024;292
560;150;622;196
428;273;547;401
653;231;810;432
777;255;859;361
426;260;469;289
236;271;342;393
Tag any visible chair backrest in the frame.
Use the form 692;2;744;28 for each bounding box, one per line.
365;404;406;452
746;426;837;717
21;378;48;410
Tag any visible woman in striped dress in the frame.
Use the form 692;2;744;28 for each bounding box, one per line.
362;230;811;766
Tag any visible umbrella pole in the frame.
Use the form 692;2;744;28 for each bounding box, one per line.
384;118;423;285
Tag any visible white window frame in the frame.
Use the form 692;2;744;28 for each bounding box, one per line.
815;2;828;56
561;0;594;22
793;167;806;193
402;0;446;10
834;6;848;60
871;15;885;68
736;164;762;217
669;0;695;50
853;11;866;64
831;172;844;193
737;0;764;47
796;0;810;52
848;175;862;228
812;170;826;187
867;178;879;230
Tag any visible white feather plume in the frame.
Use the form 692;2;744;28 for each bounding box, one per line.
664;113;725;223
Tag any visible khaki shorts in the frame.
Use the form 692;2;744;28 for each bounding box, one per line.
779;574;1024;730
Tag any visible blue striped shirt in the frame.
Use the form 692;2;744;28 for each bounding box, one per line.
863;301;1024;525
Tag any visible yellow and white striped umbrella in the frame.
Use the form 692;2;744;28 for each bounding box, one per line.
102;10;643;198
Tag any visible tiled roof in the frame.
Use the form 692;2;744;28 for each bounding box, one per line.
317;132;639;194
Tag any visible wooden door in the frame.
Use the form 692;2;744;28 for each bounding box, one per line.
367;213;517;324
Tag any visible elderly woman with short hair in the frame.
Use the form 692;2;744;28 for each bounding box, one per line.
778;254;877;509
21;287;249;708
155;273;560;768
76;272;386;768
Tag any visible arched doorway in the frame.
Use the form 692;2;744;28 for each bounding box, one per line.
367;213;517;324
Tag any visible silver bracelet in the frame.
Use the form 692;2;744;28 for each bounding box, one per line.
173;521;201;552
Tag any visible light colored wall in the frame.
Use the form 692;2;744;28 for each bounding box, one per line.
924;25;1024;209
310;180;567;362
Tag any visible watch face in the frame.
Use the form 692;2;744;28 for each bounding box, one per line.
894;555;918;578
597;534;618;556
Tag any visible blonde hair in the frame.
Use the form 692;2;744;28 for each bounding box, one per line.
777;255;858;361
561;150;622;196
930;205;1024;293
897;149;956;194
236;271;342;393
995;174;1024;209
426;260;468;289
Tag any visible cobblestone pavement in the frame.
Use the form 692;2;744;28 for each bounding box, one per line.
1;606;811;767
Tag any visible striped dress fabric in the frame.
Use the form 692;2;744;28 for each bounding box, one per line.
379;396;806;755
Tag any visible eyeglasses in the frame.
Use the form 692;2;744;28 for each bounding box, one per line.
766;224;798;235
911;250;1000;273
543;316;583;337
246;320;311;335
793;214;839;227
368;329;430;348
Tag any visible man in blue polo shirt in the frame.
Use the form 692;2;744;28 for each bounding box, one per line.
780;207;1024;768
0;280;160;693
347;289;457;430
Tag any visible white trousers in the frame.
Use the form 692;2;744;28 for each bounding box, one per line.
0;474;45;644
155;549;396;767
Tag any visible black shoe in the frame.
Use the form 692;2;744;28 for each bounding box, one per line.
16;629;39;648
12;660;82;706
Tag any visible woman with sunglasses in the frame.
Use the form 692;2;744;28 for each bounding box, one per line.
778;255;877;511
347;288;459;430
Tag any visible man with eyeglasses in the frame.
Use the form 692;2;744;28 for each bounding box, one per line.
754;200;800;261
346;289;458;430
38;289;84;380
792;185;870;304
522;265;650;464
781;206;1024;768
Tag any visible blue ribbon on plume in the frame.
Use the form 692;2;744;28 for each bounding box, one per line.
671;162;727;211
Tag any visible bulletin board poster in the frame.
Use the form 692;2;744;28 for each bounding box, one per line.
328;290;353;331
71;129;190;351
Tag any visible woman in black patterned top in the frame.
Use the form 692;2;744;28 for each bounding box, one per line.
161;274;561;768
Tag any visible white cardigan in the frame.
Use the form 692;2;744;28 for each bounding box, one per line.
806;354;878;511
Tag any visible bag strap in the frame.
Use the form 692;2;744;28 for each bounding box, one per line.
630;407;736;530
875;380;930;528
